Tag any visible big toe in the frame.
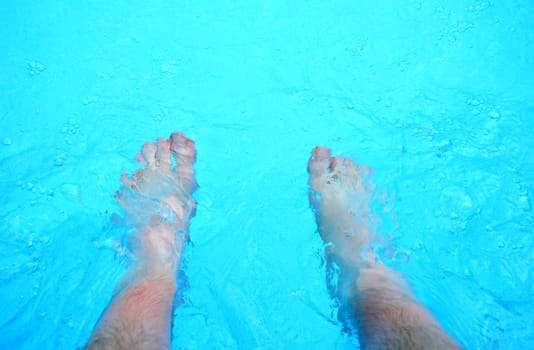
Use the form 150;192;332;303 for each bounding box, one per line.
170;132;196;166
170;132;198;193
308;146;332;178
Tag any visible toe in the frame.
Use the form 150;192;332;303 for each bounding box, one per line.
115;186;134;212
120;173;137;191
170;132;198;193
329;156;345;173
170;132;196;166
341;158;362;178
135;142;158;166
155;137;172;168
308;146;332;177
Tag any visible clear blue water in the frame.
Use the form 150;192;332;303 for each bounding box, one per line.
1;1;533;349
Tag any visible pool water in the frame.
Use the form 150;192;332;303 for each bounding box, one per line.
1;1;533;349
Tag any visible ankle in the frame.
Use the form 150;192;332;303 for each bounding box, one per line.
114;267;178;301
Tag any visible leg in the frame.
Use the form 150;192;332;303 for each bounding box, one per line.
85;132;198;350
308;146;461;350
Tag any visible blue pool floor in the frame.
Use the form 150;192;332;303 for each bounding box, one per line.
1;1;533;349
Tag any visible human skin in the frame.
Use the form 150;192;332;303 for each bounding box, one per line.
85;132;197;350
307;146;462;349
85;134;461;349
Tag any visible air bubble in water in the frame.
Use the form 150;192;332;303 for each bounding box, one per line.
489;110;500;119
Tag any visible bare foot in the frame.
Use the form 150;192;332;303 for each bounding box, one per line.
308;146;462;349
85;132;199;350
116;132;198;275
307;146;377;270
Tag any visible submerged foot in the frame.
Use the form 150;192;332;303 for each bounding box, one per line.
116;132;198;273
308;146;462;349
85;132;198;350
307;146;377;270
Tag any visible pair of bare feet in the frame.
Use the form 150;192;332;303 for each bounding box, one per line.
85;132;461;350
